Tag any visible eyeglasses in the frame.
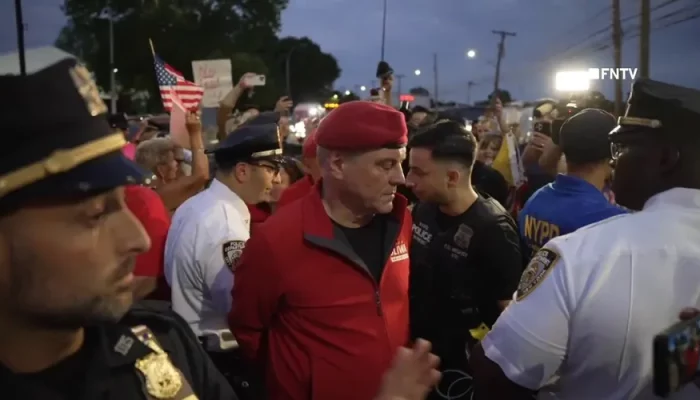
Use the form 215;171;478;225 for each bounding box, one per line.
249;161;281;176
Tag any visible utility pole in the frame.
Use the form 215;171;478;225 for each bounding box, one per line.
433;53;438;103
491;30;516;95
467;81;475;105
14;0;26;75
380;0;388;60
612;0;623;116
395;74;405;96
640;0;650;78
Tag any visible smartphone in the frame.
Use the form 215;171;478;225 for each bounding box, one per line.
533;121;551;136
653;314;700;397
244;74;266;87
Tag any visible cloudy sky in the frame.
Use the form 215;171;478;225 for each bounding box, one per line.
2;0;699;102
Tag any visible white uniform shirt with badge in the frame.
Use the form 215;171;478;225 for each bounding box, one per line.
165;179;250;336
481;188;700;399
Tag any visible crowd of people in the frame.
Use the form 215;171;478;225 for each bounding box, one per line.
2;52;700;400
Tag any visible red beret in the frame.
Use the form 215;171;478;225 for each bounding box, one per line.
303;129;317;159
315;101;407;150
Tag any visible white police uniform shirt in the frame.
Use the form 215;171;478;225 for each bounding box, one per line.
165;179;250;337
482;188;700;399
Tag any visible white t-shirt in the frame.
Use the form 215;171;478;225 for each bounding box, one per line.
482;188;700;399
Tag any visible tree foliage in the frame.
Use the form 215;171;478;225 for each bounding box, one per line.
409;87;430;97
57;0;341;112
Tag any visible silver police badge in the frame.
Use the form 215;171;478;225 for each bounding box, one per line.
222;240;246;271
453;224;473;249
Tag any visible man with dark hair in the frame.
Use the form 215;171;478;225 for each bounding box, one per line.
0;56;236;399
165;123;283;344
405;120;523;399
518;108;627;259
470;79;700;400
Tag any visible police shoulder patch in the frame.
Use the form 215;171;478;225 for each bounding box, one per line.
222;240;246;271
516;247;560;301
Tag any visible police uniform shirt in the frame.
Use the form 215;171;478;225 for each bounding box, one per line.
410;196;523;350
482;188;700;399
1;302;237;399
518;174;627;257
165;179;250;336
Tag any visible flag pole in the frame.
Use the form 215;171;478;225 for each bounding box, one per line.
148;38;156;57
148;38;165;113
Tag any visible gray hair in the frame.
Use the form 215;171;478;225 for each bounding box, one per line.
135;137;175;173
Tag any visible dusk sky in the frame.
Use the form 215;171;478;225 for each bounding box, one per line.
2;0;699;103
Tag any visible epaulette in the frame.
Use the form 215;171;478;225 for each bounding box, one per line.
120;300;190;338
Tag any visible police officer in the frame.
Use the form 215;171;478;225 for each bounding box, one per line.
518;108;627;258
0;56;236;399
165;122;283;341
470;79;700;399
405;120;523;399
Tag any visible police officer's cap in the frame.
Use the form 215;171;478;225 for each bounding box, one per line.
559;108;616;164
611;78;700;139
244;111;281;126
212;123;283;164
0;56;146;211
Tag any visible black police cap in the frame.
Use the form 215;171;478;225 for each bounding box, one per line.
611;78;700;138
0;56;146;210
559;108;616;164
244;111;281;126
212;123;283;164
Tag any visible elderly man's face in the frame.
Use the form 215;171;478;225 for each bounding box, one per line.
0;188;150;330
339;148;406;214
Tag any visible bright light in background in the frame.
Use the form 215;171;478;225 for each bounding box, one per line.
466;49;476;59
332;94;338;99
113;68;118;73
294;121;306;138
414;69;421;76
344;90;351;95
554;71;591;92
308;107;318;116
360;85;366;91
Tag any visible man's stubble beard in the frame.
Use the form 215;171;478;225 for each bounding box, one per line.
6;240;134;331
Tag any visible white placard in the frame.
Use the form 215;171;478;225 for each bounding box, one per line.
191;59;233;108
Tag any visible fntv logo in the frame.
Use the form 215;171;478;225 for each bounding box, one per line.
588;68;638;80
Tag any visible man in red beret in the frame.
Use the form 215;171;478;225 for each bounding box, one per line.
229;101;414;400
276;128;320;208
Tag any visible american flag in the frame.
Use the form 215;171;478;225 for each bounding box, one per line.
153;54;203;112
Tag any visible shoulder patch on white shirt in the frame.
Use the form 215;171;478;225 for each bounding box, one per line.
222;240;246;271
517;247;560;300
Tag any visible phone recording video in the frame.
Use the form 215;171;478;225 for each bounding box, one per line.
653;313;700;397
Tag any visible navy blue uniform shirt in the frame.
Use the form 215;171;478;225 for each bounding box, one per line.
518;174;627;258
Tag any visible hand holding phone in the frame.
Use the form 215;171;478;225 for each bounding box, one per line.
533;121;552;136
243;74;266;87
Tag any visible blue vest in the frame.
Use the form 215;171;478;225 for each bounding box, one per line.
518;174;627;258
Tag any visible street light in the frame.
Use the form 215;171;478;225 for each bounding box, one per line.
414;69;421;76
466;49;476;59
344;90;351;96
360;85;366;91
554;70;591;92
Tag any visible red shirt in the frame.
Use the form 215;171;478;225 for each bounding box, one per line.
230;185;412;400
247;203;272;236
276;175;314;208
124;185;171;300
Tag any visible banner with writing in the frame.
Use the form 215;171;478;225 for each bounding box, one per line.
191;59;233;108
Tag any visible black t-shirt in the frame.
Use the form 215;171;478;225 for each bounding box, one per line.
410;196;524;343
334;214;388;282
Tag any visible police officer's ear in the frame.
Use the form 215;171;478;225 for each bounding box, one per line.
233;162;252;183
445;167;462;188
